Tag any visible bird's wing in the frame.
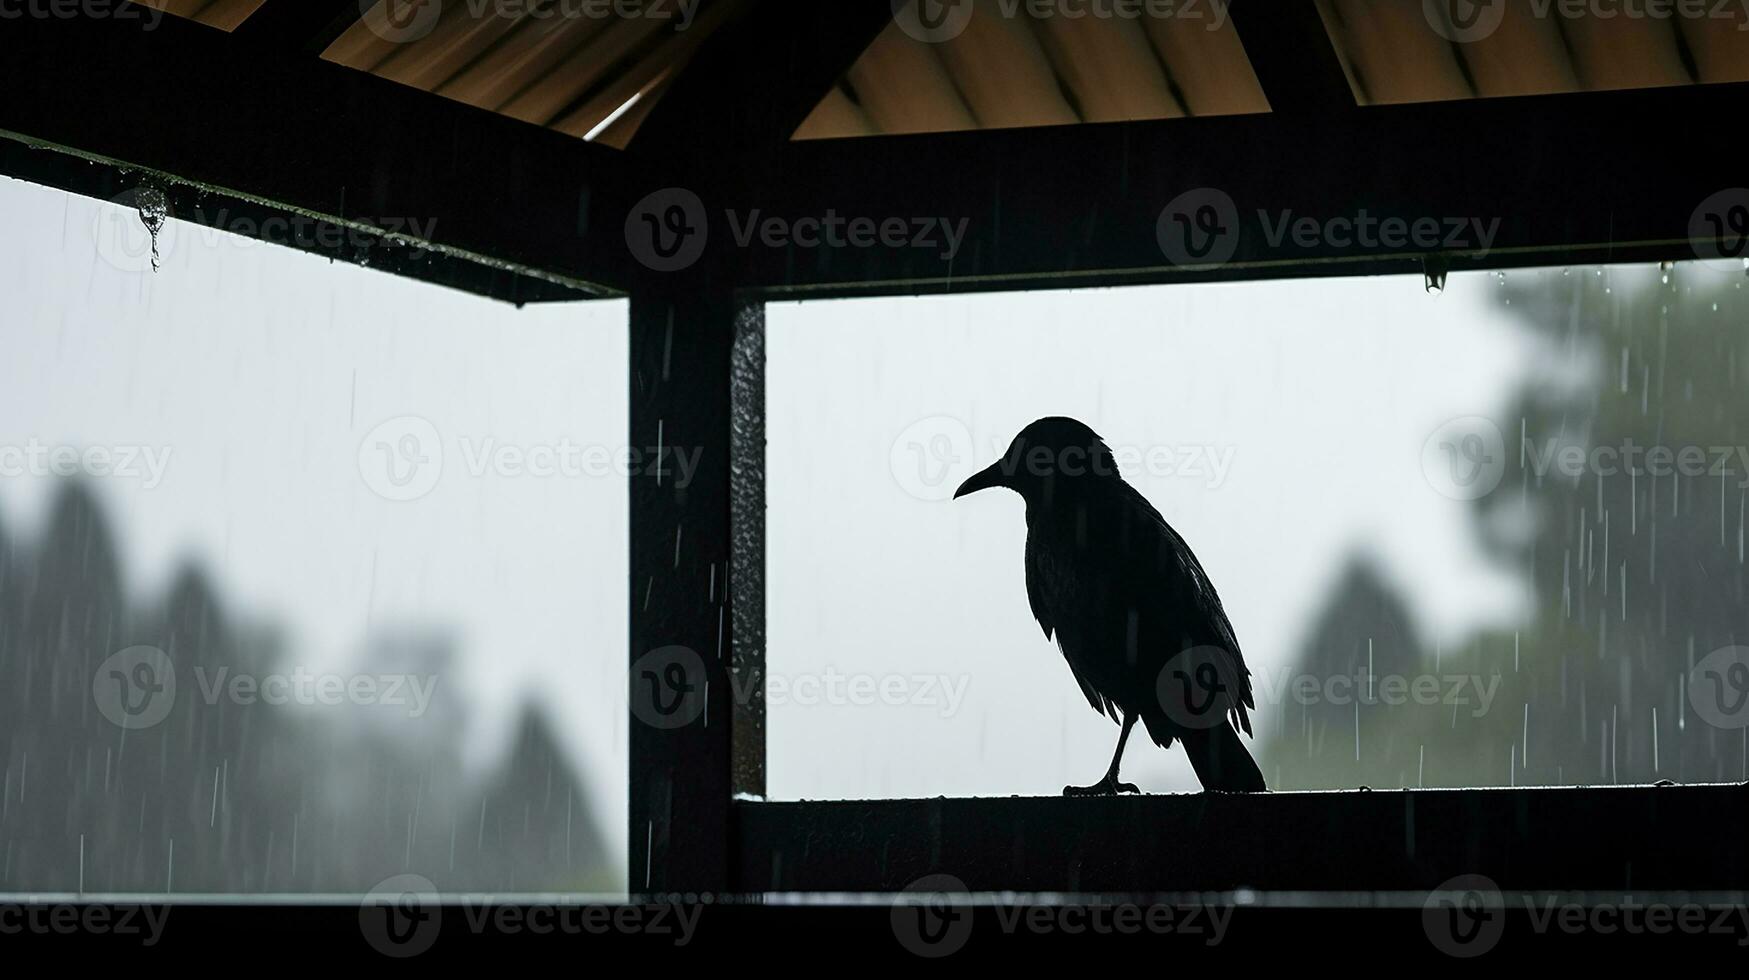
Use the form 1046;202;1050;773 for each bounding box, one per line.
1024;555;1054;642
1119;483;1257;735
1027;530;1119;721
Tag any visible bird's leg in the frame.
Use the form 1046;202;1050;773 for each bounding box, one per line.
1064;710;1142;797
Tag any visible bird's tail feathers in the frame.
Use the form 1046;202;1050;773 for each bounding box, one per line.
1180;723;1267;793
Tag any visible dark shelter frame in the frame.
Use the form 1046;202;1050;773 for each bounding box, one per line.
3;1;1747;897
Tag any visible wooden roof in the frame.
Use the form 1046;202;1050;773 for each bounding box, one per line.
139;0;1749;146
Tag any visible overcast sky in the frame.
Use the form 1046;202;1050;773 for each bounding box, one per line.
3;174;1548;882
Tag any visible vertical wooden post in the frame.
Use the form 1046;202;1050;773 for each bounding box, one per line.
730;305;766;800
627;290;733;893
628;289;748;894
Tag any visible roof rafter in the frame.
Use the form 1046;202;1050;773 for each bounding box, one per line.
1226;0;1356;115
630;0;894;157
231;0;367;56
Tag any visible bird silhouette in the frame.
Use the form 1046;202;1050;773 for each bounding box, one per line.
955;417;1267;795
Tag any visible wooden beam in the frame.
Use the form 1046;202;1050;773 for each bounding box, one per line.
739;785;1749;892
628;291;751;891
231;0;364;55
0;6;637;299
694;78;1749;297
630;0;894;155
1226;0;1355;114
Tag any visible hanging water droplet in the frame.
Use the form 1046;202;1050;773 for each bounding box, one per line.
133;184;169;272
1422;256;1447;295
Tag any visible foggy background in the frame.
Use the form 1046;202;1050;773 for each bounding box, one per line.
767;265;1748;797
1;177;627;893
3;173;1745;893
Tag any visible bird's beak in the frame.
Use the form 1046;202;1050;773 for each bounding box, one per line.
953;461;1005;499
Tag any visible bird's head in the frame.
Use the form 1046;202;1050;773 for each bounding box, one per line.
953;416;1120;505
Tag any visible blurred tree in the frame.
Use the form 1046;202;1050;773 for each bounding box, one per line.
0;483;614;892
1260;266;1749;788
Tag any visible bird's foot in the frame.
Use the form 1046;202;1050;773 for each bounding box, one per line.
1063;776;1141;797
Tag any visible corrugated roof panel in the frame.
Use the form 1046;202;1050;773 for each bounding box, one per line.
320;0;743;146
794;0;1266;140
